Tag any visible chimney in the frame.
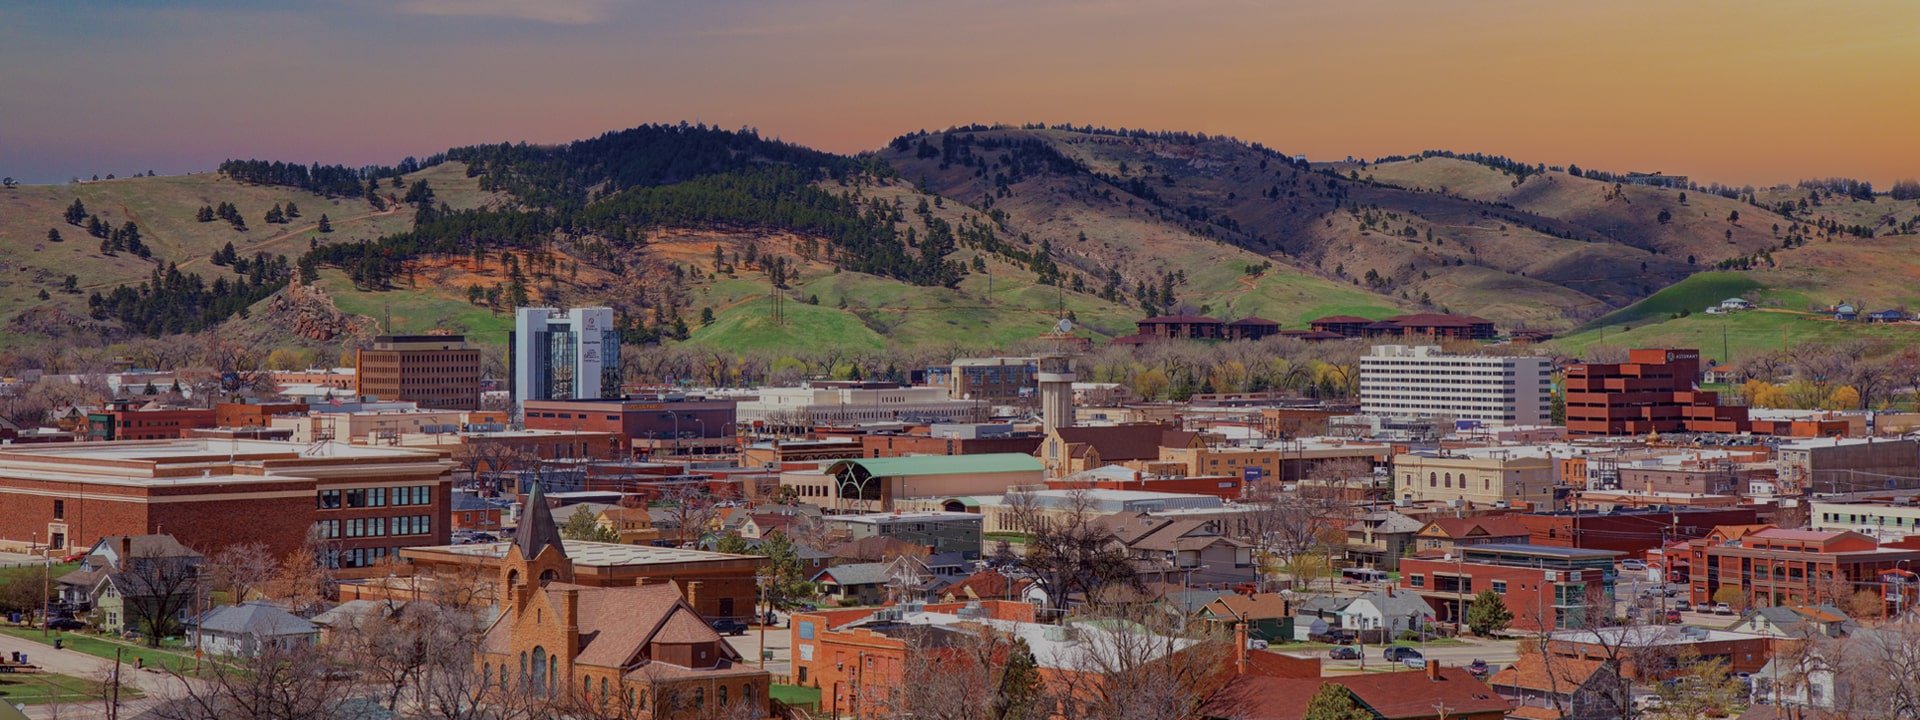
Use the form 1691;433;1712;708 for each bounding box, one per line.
1234;622;1249;675
1426;659;1442;680
686;580;704;612
119;536;132;565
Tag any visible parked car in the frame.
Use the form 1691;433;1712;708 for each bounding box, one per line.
710;619;749;636
1713;603;1734;615
1245;638;1269;650
1665;609;1683;624
1466;659;1491;679
1328;646;1361;660
1383;646;1423;662
1620;559;1649;572
1402;657;1428;670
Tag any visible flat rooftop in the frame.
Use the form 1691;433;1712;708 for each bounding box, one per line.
410;540;761;568
0;440;448;487
830;511;983;524
1464;543;1623;559
0;438;439;463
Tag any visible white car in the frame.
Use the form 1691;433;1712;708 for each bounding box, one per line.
1620;559;1648;572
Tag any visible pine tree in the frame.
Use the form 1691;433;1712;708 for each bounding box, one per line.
559;506;620;543
196;205;215;222
700;307;715;326
37;289;50;301
1303;683;1372;720
284;201;300;218
99;239;112;254
46;228;62;243
1466;589;1512;636
65;198;87;225
316;214;332;233
62;275;78;293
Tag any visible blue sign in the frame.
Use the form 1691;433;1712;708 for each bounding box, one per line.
1242;466;1264;483
1455;419;1484;431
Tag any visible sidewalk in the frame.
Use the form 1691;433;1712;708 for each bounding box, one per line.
0;630;192;719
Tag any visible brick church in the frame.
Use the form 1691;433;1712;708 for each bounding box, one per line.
477;482;771;718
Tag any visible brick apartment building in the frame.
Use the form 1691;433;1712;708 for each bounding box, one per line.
1563;349;1747;436
1398;544;1622;631
1520;507;1762;559
0;439;453;575
1685;525;1920;610
522;395;739;456
859;425;1045;458
355;334;484;410
87;400;215;440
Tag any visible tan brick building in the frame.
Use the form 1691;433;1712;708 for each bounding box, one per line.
355;334;484;410
477;484;770;717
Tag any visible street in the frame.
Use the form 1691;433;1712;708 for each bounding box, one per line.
0;631;190;719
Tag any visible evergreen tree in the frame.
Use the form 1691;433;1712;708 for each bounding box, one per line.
700;307;715;326
1466;590;1512;636
99;238;113;254
87;215;108;239
64;198;87;225
265;204;285;224
37;289;50;301
1303;683;1372;720
283;201;301;218
196;205;215;222
559;506;620;543
46;228;62;243
316;214;332;233
62;275;78;293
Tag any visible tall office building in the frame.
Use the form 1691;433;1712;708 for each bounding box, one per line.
512;307;622;410
356;335;483;410
1359;345;1551;426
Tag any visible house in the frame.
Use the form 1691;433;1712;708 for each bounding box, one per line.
57;535;204;637
1414;516;1532;554
1196;592;1293;642
1486;654;1626;720
1701;364;1743;384
310;598;414;644
1718;298;1754;312
1337;588;1436;639
937;569;1045;605
191;601;317;657
1233;664;1511;720
473;481;771;715
1346;511;1426;571
1096;511;1256;587
812;562;892;606
1869;309;1907;323
1833;304;1857;321
451;492;504;533
1726;604;1855;640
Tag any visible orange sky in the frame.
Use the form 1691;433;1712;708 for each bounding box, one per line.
3;0;1916;185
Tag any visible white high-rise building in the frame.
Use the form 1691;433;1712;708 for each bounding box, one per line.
512;307;621;410
1359;345;1551;426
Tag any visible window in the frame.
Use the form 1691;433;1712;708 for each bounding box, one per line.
1411;574;1426;588
318;490;342;509
52;500;64;520
1492;580;1507;593
345;489;368;508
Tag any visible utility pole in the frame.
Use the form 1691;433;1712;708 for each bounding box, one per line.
110;646;122;720
38;532;48;638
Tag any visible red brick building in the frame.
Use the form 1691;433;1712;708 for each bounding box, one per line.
523;396;739;456
1398;544;1622;632
1520;507;1761;558
0;439;452;575
87;401;216;440
860;431;1044;458
214;402;308;428
1136;315;1225;340
1685;525;1920;610
1563;349;1750;436
355;334;483;410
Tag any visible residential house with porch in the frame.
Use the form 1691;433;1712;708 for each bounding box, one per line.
1346;511;1426;571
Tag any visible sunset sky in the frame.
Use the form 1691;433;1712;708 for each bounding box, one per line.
3;0;1916;185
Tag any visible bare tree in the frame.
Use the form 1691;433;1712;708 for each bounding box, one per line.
202;542;278;603
884;625;1049;720
149;641;369;720
266;526;337;614
1005;489;1137;616
1047;605;1250;720
117;545;203;648
657;483;722;547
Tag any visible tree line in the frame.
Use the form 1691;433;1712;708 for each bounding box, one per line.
218;155;439;197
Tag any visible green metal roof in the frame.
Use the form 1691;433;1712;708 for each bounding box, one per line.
826;453;1042;477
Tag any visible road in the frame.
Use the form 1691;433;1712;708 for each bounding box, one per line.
722;620;792;678
0;631;191;719
1302;635;1521;676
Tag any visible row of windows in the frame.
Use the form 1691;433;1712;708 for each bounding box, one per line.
1404;472;1496;491
318;486;433;509
326;546;399;569
315;515;432;538
484;653;759;711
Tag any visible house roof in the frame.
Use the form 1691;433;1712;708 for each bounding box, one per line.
825;453;1042;478
93;534;202;561
570;583;740;668
814;562;892;587
1383;313;1494;327
1343;589;1433;621
1204;592;1291;621
1051;424;1197;462
1235;669;1510;720
513;481;566;563
940;570;1033;601
1421;515;1530;540
1486;654;1608;695
197;601;315;638
1354;511;1427;535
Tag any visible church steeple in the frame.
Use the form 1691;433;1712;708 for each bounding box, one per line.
515;479;567;564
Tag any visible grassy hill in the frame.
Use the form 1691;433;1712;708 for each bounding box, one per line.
0;162;498;345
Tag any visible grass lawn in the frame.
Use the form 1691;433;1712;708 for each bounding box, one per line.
983;532;1032;544
771;683;820;708
0;671;141;705
0;627;205;676
0;561;79;588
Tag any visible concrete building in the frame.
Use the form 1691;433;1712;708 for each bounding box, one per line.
1037;354;1075;433
1776;437;1920;495
1812;497;1920;539
736;383;988;428
1392;448;1559;509
780;453;1045;513
826;511;983;558
0;440;452;572
355;334;483;410
1359;345;1551;426
511;307;621;410
270;404;505;445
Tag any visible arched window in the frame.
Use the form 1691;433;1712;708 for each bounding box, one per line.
583;676;591;699
1429;472;1437;487
600;677;608;703
519;652;528;683
530;647;547;694
539;569;557;586
507;569;520;588
548;656;558;696
694;687;706;707
718;685;728;706
482;664;491;690
1444;473;1453;488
